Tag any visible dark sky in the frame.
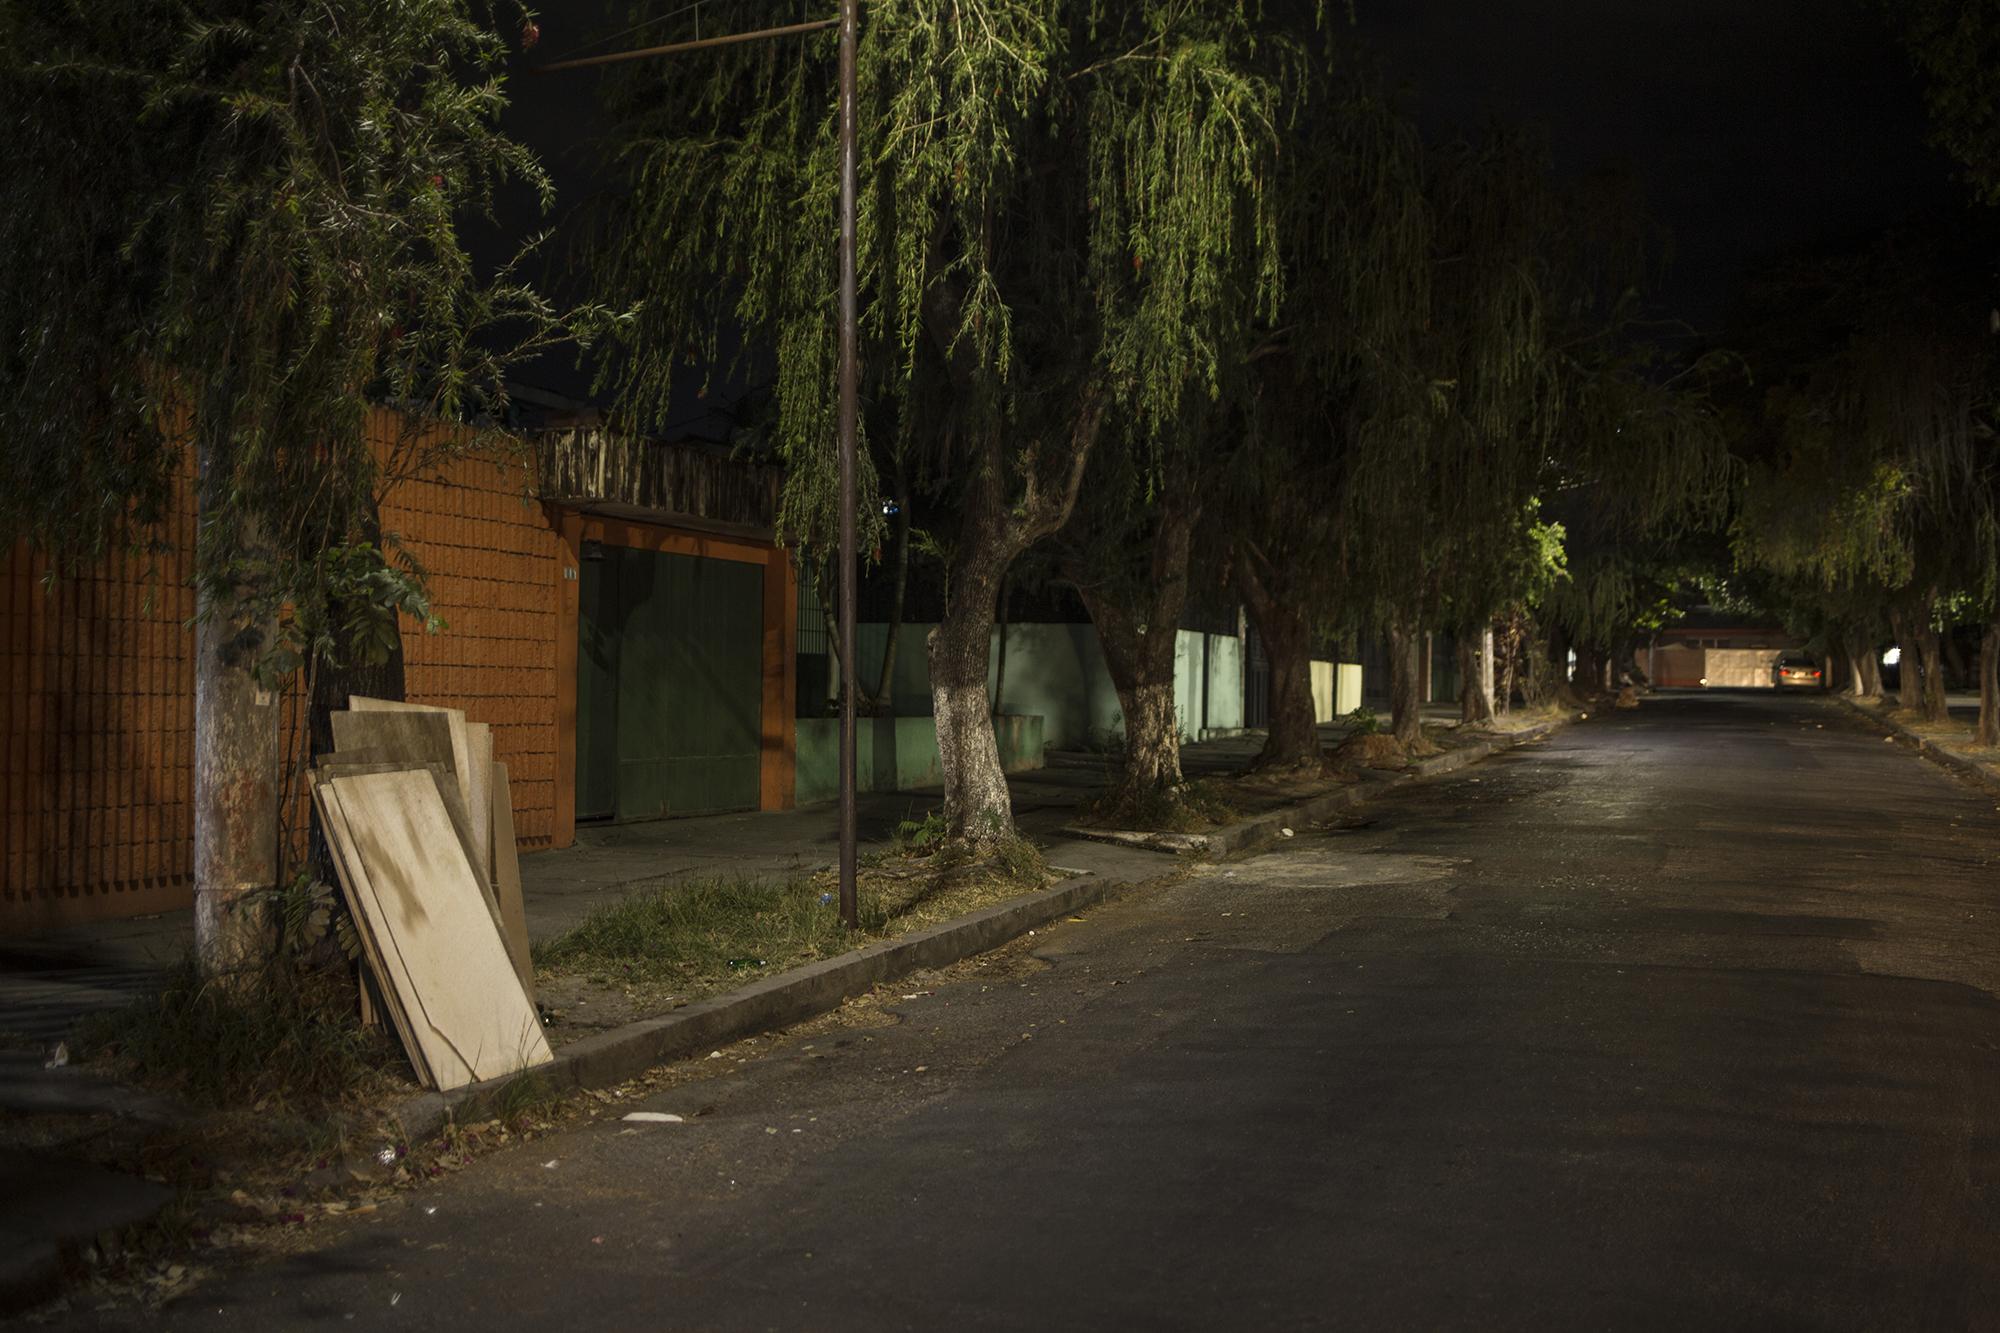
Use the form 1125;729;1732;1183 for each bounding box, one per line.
491;1;1965;411
1348;0;1961;331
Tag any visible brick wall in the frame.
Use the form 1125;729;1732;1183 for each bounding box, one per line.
2;475;200;928
1;408;566;932
379;420;563;848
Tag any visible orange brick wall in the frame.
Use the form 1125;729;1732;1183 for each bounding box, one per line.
379;424;563;849
2;476;201;928
1;408;566;932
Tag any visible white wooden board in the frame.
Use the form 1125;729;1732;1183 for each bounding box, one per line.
312;779;433;1086
489;761;533;1000
348;697;490;888
324;769;551;1091
464;721;494;889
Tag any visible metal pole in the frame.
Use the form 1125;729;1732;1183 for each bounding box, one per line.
836;0;860;929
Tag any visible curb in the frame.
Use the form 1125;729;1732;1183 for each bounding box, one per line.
1163;718;1561;861
389;868;1138;1142
388;715;1566;1143
1831;696;2000;798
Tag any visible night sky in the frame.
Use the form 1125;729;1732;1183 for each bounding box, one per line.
492;0;1965;417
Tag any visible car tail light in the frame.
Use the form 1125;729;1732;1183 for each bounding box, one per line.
1812;670;1820;678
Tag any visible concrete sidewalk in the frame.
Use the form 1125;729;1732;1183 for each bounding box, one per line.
0;723;1383;1046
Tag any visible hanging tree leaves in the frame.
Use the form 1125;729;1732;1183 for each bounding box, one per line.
595;0;1306;840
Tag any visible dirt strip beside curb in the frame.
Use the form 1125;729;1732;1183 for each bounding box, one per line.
390;869;1141;1142
1831;696;2000;799
392;715;1565;1143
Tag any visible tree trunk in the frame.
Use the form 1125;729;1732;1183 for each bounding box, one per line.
990;575;1010;719
929;543;1013;843
1859;640;1883;699
1074;488;1198;807
1388;617;1424;748
1458;631;1493;725
927;400;1106;843
305;502;405;891
1917;624;1950;724
1943;629;1969;691
193;435;281;978
819;558;842;713
1496;620;1520;715
1891;607;1921;713
1235;556;1319;769
870;466;912;713
1977;622;2000;748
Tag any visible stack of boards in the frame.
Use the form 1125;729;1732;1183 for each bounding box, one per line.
312;696;552;1092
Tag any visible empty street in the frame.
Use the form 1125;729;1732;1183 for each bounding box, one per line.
79;693;2000;1330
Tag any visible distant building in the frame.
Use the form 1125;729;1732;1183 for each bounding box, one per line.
1648;613;1801;688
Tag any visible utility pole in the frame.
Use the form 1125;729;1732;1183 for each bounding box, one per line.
834;0;861;928
541;11;862;927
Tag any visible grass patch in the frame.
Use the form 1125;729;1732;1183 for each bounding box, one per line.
72;956;400;1110
533;836;1054;998
1079;777;1238;833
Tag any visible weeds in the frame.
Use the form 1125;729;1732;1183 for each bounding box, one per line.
1080;777;1237;832
72;955;398;1109
535;838;1053;997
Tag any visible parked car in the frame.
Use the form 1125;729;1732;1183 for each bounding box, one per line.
1772;652;1823;689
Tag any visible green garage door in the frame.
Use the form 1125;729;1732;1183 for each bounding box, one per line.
576;541;765;821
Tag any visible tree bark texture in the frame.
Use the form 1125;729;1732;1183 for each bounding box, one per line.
1074;489;1198;805
1917;625;1950;724
871;468;912;713
1235;555;1319;768
1978;622;2000;748
1891;607;1921;713
1458;631;1494;725
193;437;282;977
1388;617;1424;748
305;501;406;890
1859;641;1884;699
928;401;1105;843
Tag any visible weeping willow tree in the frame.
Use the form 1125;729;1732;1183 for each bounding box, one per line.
1889;0;2000;206
1538;346;1735;694
0;2;566;972
595;1;1302;842
1327;126;1579;748
1221;83;1431;768
1731;220;1998;734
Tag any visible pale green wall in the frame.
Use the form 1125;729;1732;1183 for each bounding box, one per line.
835;621;1249;750
794;713;1045;805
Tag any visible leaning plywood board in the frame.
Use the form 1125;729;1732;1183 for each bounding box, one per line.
323;769;551;1091
489;761;533;999
311;778;434;1086
315;759;503;937
329;709;455;775
325;711;492;896
347;697;489;887
464;722;494;888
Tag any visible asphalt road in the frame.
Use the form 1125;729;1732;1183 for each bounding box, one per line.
84;693;2000;1330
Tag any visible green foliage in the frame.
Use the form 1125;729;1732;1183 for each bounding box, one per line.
1888;0;2000;205
1346;704;1382;735
0;0;588;682
595;0;1304;552
1728;218;2000;638
891;809;950;856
